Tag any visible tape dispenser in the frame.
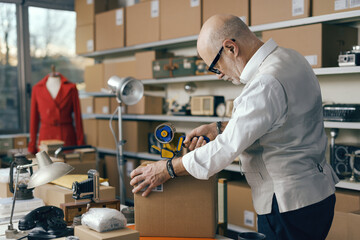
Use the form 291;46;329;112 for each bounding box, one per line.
152;122;210;160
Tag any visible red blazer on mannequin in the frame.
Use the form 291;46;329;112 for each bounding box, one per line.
28;73;84;154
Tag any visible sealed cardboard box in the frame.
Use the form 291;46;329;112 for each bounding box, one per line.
83;119;98;147
262;24;358;68
127;96;163;115
75;225;139;240
75;0;108;26
68;160;97;174
227;181;257;231
251;0;311;26
84;64;104;92
160;0;201;40
348;210;360;240
313;0;360;16
122;121;152;152
94;97;111;114
95;8;125;51
34;184;115;208
327;211;348;240
13;136;27;149
74;148;96;162
335;189;360;213
80;97;94;114
135;50;173;79
126;1;160;46
103;61;136;89
76;24;95;55
97;119;118;149
135;175;217;237
203;0;249;25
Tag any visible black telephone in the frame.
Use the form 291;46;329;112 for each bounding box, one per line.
18;206;73;239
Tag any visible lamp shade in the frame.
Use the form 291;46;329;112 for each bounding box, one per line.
107;76;144;105
27;151;74;188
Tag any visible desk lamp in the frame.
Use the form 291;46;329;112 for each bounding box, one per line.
5;151;74;239
107;76;144;205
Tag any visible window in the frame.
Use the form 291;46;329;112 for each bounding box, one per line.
0;2;20;132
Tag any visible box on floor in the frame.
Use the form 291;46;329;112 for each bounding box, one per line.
251;0;311;26
202;0;249;25
262;23;358;68
135;174;217;238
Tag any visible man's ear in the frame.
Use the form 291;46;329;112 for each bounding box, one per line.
223;39;238;56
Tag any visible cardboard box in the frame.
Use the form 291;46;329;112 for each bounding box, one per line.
135;50;173;79
122;121;152;152
313;0;360;16
262;24;358;68
95;8;125;51
94;97;111;114
34;184;115;208
203;0;249;25
74;148;96;162
75;0;108;26
83;119;98;147
76;24;95;55
335;189;360;213
75;225;139;240
348;210;360;240
160;0;201;40
127;96;163;115
0;138;13;152
80;97;94;114
126;1;160;46
84;64;104;92
68;160;97;174
105;156;140;199
97;119;118;149
13;136;27;149
103;61;136;89
228;181;257;231
327;211;348;240
135;175;217;237
152;56;198;78
0;181;12;198
251;0;311;26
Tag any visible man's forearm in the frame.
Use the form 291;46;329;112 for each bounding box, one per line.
172;157;189;177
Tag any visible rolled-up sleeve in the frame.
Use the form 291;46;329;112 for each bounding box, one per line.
182;75;287;179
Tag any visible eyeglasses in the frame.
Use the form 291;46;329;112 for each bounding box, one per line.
208;39;236;75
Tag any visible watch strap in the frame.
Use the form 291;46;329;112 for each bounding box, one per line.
166;159;177;178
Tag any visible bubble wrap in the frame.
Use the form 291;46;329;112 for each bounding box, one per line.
81;208;127;232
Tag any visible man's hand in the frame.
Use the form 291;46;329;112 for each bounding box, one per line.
183;123;217;151
130;160;170;197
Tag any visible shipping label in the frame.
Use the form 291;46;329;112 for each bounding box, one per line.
87;40;94;52
190;0;200;7
87;106;93;114
244;210;255;227
151;0;159;18
350;0;360;8
87;0;93;5
292;0;304;16
116;9;123;26
102;106;109;114
335;0;348;10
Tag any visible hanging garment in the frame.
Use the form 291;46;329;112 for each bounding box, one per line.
28;73;84;154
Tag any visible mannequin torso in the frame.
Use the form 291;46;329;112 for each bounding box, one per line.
46;76;61;99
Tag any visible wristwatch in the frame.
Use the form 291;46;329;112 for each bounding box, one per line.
216;121;222;135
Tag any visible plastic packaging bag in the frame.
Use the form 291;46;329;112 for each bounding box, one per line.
81;208;127;232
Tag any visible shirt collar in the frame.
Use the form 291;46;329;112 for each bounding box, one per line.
240;38;278;84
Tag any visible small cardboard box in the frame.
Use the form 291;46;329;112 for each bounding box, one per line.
68;160;97;174
94;97;111;114
75;225;139;240
160;0;201;40
103;61;136;89
135;175;217;237
34;184;115;208
126;1;160;46
13;136;27;149
127;96;163;115
83;119;98;147
335;189;360;213
262;23;358;68
95;8;125;51
74;148;96;162
313;0;360;16
0;181;12;198
75;0;108;26
84;64;104;92
135;50;173;79
227;181;257;231
251;0;311;26
203;0;249;25
76;24;95;54
80;97;94;114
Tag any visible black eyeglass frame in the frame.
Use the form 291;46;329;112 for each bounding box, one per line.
207;39;236;75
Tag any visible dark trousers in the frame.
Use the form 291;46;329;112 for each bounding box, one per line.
258;194;336;240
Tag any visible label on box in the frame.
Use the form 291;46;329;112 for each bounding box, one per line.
244;210;255;227
183;59;191;69
116;9;123;26
350;0;360;8
305;55;318;66
239;16;247;24
292;0;304;16
151;0;159;18
335;0;348;10
190;0;200;7
87;0;93;5
153;63;161;72
141;183;163;192
86;106;93;114
102;106;109;114
17;141;24;146
87;40;94;52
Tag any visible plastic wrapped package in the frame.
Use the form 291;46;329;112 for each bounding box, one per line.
81;208;127;232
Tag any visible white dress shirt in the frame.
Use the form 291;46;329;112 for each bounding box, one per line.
182;39;339;214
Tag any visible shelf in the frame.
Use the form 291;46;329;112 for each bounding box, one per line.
97;148;162;161
335;180;360;191
324;121;360;129
79;91;114;97
0;133;29;139
82;114;230;123
142;75;218;85
314;66;360;75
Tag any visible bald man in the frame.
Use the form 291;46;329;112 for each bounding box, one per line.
130;14;339;240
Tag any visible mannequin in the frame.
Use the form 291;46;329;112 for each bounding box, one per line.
46;75;61;99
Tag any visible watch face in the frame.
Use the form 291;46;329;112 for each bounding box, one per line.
216;103;226;117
